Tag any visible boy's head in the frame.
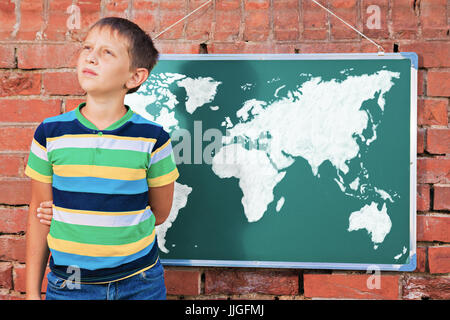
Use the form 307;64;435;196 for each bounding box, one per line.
77;17;159;96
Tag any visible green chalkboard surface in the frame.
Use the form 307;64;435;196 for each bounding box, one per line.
125;53;417;271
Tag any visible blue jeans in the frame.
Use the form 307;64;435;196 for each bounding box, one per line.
45;259;166;300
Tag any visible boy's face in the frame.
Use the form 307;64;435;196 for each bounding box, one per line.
77;26;135;96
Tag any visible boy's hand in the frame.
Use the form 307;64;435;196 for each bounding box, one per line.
37;200;54;226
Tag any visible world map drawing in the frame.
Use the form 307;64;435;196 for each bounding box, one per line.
124;58;411;266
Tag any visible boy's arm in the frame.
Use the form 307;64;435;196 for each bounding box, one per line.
149;182;174;226
26;179;52;300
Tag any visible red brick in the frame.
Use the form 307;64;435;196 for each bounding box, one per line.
273;0;298;10
361;0;389;39
44;0;73;41
298;42;362;54
157;11;185;40
210;42;294;54
214;10;241;41
0;127;35;152
302;28;328;40
105;0;130;17
205;269;298;295
0;207;28;234
68;0;101;42
426;129;450;155
304;273;400;299
302;0;327;40
0;72;41;97
0;1;17;40
416;184;430;212
417;157;450;184
417;128;425;154
0;236;26;263
417;69;424;95
159;0;185;10
0;292;26;300
434;185;450;211
164;268;201;296
13;264;50;294
274;30;300;41
428;246;450;274
0;263;13;290
427;70;450;97
244;0;270;10
216;0;240;10
65;98;86;112
0;179;31;205
185;0;214;41
0;45;16;68
16;0;44;40
415;247;427;273
133;5;158;34
273;9;300;41
420;0;448;39
244;9;270;41
391;0;419;39
43;72;84;96
399;42;450;68
418;98;448;126
154;42;199;54
0;99;61;123
417;215;450;242
0;154;23;178
17;43;81;69
329;0;358;39
402;275;450;299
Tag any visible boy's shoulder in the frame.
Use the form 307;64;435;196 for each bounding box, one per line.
128;110;163;129
42;108;77;125
129;110;172;138
39;107;169;138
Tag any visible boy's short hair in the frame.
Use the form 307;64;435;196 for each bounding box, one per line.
88;16;159;94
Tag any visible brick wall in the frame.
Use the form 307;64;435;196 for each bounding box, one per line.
0;0;449;300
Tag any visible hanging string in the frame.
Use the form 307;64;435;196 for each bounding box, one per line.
152;0;385;54
153;0;213;39
310;0;385;54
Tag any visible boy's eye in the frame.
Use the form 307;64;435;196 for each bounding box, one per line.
104;49;113;55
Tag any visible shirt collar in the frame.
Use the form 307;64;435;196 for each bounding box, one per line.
75;102;133;131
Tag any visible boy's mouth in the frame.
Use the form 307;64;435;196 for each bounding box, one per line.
82;68;98;76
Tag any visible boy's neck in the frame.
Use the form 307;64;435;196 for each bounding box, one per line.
81;95;128;131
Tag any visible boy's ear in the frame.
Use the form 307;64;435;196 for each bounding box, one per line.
125;67;149;91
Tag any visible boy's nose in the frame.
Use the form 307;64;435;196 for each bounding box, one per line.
86;51;98;64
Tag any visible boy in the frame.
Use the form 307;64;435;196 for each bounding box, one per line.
24;17;178;300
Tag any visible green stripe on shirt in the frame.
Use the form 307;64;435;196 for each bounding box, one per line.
49;214;156;246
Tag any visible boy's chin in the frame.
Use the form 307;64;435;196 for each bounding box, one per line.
80;85;122;96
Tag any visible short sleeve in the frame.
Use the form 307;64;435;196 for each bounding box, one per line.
147;128;179;187
24;122;53;183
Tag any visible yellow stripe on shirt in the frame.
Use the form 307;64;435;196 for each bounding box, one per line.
24;165;52;183
53;164;147;180
47;134;157;143
53;204;151;216
32;138;47;151
47;229;155;257
148;168;179;187
151;139;171;157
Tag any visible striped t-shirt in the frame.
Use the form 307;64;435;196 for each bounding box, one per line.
25;102;179;283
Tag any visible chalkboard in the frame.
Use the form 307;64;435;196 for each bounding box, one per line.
125;52;418;271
